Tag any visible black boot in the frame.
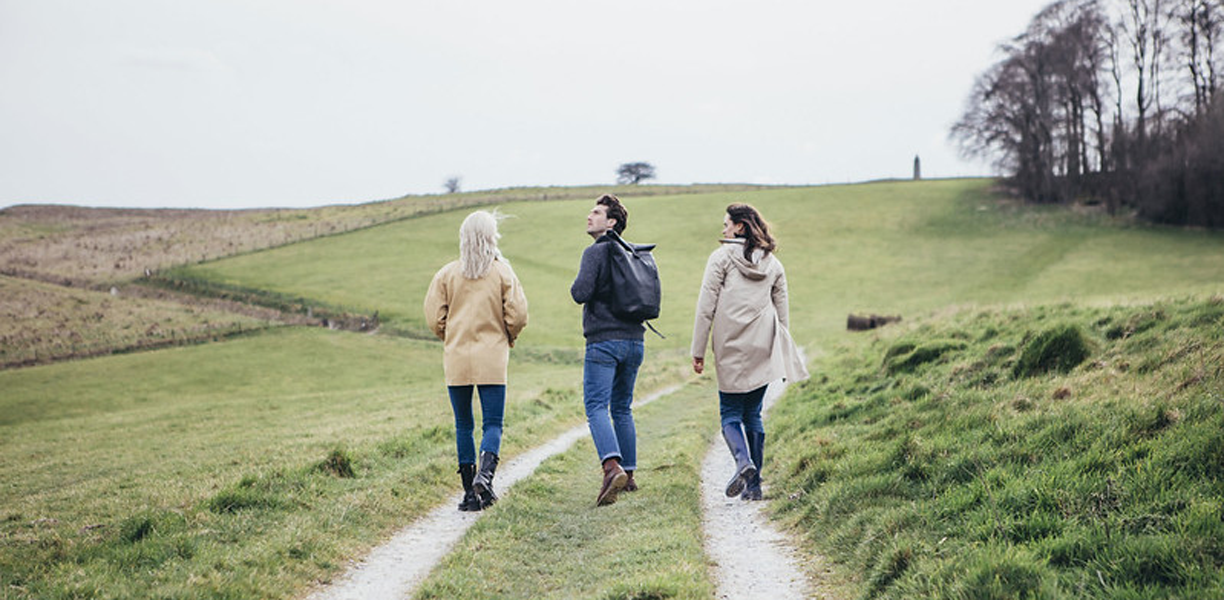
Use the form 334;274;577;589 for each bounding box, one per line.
722;423;757;498
742;431;765;501
457;464;482;511
473;451;499;509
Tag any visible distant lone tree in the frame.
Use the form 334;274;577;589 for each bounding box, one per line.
616;162;656;185
444;176;461;194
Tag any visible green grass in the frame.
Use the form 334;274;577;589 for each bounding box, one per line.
171;180;1224;351
6;179;1224;598
415;379;719;600
0;184;761;286
0;327;684;598
768;296;1224;599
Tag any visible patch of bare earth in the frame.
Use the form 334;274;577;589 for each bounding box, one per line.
0;275;274;368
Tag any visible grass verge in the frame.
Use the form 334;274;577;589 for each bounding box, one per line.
768;295;1224;599
415;378;719;600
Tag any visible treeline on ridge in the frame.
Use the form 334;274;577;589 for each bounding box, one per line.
953;0;1224;228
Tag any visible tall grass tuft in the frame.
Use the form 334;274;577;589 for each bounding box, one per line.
1013;324;1091;378
318;447;356;478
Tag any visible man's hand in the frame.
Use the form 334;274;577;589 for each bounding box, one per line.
692;356;704;374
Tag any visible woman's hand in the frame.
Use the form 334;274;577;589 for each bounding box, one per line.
692;357;704;374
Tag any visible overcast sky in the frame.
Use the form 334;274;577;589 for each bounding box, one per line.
0;1;1053;209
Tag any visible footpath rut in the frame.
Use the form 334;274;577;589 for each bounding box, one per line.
307;374;824;599
699;379;819;599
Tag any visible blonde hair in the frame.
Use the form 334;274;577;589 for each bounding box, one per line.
459;210;507;279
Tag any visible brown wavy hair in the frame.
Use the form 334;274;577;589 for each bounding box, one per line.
596;194;628;235
726;203;776;260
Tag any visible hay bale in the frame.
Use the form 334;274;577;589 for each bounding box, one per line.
848;313;903;331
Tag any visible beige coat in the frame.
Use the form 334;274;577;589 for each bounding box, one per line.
424;258;528;386
691;240;809;393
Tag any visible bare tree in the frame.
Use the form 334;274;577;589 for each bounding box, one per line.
616;162;656;185
953;0;1224;227
1172;0;1221;114
444;176;461;194
1124;0;1170;141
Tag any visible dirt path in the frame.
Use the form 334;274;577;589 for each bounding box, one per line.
302;383;684;600
700;351;838;599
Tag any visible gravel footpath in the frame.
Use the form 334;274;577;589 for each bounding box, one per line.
700;348;845;600
700;380;815;599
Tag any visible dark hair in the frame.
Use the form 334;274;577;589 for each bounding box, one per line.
726;203;776;260
596;194;628;235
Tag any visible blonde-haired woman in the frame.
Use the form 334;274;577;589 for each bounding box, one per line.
691;203;808;500
425;210;528;511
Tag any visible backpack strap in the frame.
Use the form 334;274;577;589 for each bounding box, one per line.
605;230;656;254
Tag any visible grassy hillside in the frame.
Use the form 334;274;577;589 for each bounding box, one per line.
0;184;763;371
170;179;1224;351
0;184;766;287
4;179;1224;598
769;296;1224;598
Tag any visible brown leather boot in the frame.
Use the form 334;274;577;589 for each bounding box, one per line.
596;457;628;506
624;470;638;492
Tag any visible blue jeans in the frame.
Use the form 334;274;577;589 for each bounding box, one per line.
448;384;505;465
719;385;767;434
583;339;644;470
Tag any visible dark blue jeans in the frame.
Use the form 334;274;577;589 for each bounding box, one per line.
719;384;767;434
448;384;505;465
583;339;644;470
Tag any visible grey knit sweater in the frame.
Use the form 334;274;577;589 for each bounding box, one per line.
570;234;646;343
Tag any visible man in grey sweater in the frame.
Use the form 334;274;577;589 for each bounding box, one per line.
570;194;646;506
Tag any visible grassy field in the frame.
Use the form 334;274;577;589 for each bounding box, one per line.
0;327;687;598
0;184;766;287
0;184;770;372
3;178;1224;598
170;179;1224;349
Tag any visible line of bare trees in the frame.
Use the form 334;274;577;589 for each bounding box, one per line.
952;0;1224;227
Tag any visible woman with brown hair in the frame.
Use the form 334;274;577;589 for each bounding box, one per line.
424;210;529;511
691;203;808;500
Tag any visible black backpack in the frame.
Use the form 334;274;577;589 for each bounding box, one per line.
602;230;663;332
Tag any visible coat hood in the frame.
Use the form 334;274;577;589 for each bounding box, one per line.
720;238;771;281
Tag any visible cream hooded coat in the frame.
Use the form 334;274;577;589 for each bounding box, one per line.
691;239;809;393
424;258;528;386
